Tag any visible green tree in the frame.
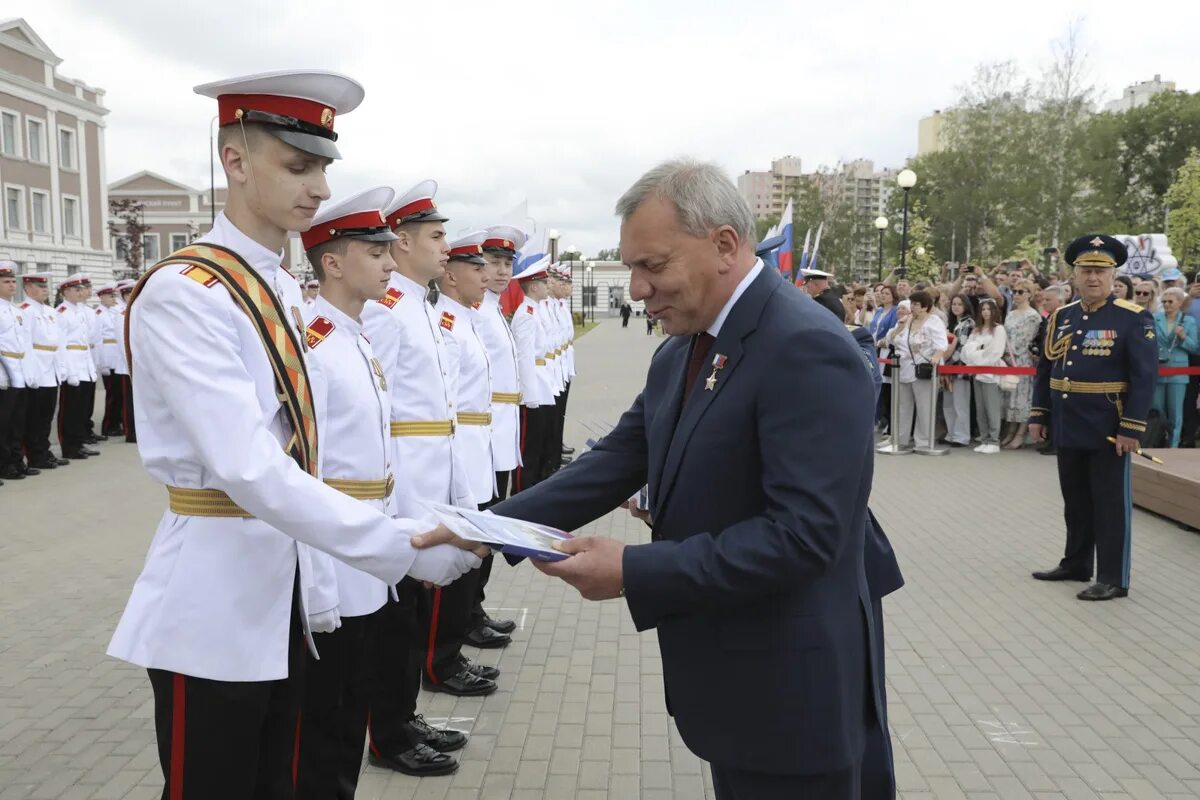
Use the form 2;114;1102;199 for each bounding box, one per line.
754;214;780;242
593;247;621;261
1166;148;1200;268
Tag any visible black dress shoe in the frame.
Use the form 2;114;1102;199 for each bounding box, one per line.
462;660;500;681
405;715;468;753
1032;566;1091;581
465;625;511;649
367;743;458;776
422;668;497;696
86;434;108;444
1077;583;1128;601
0;467;25;480
28;459;57;470
55;457;69;466
482;614;516;634
21;466;40;477
562;445;576;455
62;450;89;460
81;447;101;456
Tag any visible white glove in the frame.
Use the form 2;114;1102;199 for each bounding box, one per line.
25;376;38;389
408;545;482;586
66;376;80;387
308;607;342;634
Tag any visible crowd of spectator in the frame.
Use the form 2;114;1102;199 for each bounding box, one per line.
819;258;1200;452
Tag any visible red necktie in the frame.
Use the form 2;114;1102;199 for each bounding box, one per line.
684;332;716;402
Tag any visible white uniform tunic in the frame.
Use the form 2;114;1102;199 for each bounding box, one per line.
96;305;121;375
556;298;576;380
303;296;390;619
473;291;521;472
56;300;97;384
510;296;554;408
361;272;471;520
0;299;25;389
21;300;62;389
435;294;494;505
107;213;432;682
112;302;130;377
538;299;563;395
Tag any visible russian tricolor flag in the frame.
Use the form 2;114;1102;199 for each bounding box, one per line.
777;199;794;279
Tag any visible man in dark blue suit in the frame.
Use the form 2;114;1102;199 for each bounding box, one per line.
492;160;890;798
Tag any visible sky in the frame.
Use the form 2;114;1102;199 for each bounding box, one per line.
17;0;1200;256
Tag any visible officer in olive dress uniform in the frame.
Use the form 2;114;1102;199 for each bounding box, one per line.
1030;234;1157;601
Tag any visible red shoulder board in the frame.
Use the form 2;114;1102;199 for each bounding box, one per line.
379;287;403;309
440;311;455;331
20;302;30;309
181;264;219;288
305;316;335;349
526;305;535;315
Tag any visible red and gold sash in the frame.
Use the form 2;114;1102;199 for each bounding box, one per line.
125;244;319;477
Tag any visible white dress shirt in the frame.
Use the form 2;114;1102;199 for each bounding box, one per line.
707;259;764;338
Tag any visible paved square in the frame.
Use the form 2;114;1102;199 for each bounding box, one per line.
1;316;1199;799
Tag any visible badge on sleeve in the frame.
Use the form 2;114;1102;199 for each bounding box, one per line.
305;316;335;350
379;287;403;309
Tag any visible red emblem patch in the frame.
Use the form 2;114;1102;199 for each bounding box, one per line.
305;316;335;350
379;287;403;309
440;311;455;331
181;264;219;288
526;306;534;315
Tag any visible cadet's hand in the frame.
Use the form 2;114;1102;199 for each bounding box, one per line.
412;524;491;558
1113;434;1141;457
66;376;80;387
1028;423;1047;442
532;536;625;601
308;607;341;634
619;499;652;526
409;545;483;586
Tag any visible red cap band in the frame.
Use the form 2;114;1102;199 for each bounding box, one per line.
301;209;388;250
483;237;515;251
449;244;483;258
218;93;336;132
385;198;436;229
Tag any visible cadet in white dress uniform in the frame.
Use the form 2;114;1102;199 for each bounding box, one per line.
293;187;415;797
96;286;126;437
509;257;555;490
113;280;136;442
55;275;99;459
361;181;479;776
303;279;319;309
545;265;576;475
0;261;28;481
17;274;65;470
462;226;527;642
105;72;479;799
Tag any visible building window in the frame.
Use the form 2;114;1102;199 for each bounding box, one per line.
143;234;160;264
58;127;77;170
30;190;49;234
115;235;130;262
67;264;79;276
0;110;19;157
26;118;46;163
5;186;25;230
170;233;189;251
62;196;79;238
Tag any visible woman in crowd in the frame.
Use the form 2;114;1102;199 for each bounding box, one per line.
1112;274;1135;302
1154;287;1199;447
1134;279;1159;311
870;284;899;433
962;298;1008;454
940;293;975;447
853;286;873;326
887;290;948;450
1001;279;1042;449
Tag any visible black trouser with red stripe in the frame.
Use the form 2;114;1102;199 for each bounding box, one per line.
22;386;57;464
366;579;426;756
57;381;92;453
0;387;19;472
122;375;137;442
515;405;551;493
147;584;305;800
469;472;510;629
541;383;570;481
422;567;481;683
101;372;125;436
82;377;97;436
296;611;376;800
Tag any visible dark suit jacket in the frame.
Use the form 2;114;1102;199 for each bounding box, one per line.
494;266;881;775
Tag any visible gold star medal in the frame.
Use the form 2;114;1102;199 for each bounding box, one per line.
705;353;728;391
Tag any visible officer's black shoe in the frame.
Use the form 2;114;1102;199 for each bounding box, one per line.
482;614;516;634
81;446;101;456
0;466;25;479
87;434;108;443
560;456;573;467
55;457;69;466
562;445;576;455
422;668;498;696
22;466;40;476
1077;583;1128;601
367;743;458;776
62;450;89;460
462;660;500;681
1032;566;1091;582
28;459;57;470
465;625;511;649
406;714;468;753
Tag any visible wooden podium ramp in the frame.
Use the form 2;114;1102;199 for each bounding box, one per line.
1131;449;1200;531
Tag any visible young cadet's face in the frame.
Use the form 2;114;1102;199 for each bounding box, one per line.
482;253;514;293
0;277;15;301
65;286;87;303
400;222;450;283
25;284;48;302
228;132;332;233
447;261;489;306
330;240;396;304
100;294;116;307
523;278;549;301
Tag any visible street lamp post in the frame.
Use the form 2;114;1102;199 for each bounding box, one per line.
896;169;917;278
585;265;594;324
564;246;581;319
547;229;561;264
874;215;889;282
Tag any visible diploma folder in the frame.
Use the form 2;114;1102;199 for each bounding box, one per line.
420;501;572;562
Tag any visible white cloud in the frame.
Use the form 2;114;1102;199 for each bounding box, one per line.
19;0;1200;255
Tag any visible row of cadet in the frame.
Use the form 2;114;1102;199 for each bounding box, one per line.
0;265;137;484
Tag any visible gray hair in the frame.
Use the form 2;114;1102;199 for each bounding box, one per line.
1162;286;1187;305
615;158;755;243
